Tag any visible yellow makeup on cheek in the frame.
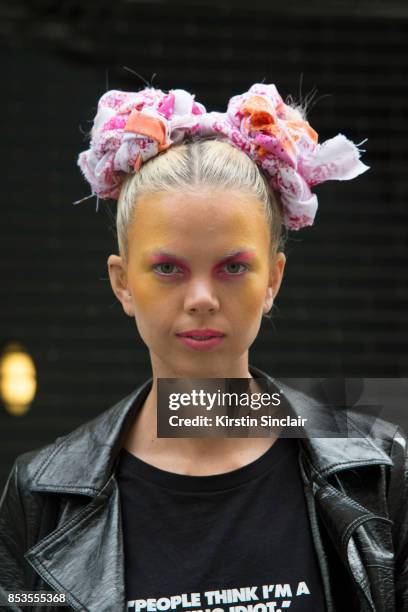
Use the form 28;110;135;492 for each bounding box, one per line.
126;208;175;310
221;213;270;316
134;272;163;307
129;254;175;311
231;269;268;316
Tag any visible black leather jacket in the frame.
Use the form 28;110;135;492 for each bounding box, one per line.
0;365;407;611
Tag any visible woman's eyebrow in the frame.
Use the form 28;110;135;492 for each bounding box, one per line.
146;248;256;262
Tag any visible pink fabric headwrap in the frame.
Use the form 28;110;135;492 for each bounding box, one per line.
77;83;369;230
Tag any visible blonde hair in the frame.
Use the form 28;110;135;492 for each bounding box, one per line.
116;138;286;267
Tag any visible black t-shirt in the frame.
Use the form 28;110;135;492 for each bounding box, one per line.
116;435;327;611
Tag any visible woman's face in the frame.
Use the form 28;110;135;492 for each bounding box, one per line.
108;188;286;378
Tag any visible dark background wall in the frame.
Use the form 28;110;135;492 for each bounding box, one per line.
1;0;407;489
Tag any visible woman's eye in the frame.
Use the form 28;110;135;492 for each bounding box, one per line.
153;263;181;275
223;262;249;275
152;262;249;277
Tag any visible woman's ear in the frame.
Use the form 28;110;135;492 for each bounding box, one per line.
263;287;274;314
263;251;286;314
107;254;135;317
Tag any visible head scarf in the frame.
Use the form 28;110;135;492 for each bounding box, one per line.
77;83;369;230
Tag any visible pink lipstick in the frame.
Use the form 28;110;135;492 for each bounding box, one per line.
176;328;225;351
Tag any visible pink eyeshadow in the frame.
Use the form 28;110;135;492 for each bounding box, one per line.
148;255;189;271
147;250;256;271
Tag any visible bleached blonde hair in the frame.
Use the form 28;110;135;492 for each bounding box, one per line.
116;137;286;266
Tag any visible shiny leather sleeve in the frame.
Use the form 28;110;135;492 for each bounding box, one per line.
389;428;408;611
0;459;26;609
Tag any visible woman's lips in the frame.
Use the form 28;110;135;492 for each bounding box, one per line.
176;335;225;351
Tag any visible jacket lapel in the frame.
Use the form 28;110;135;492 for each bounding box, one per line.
263;373;397;612
25;473;125;611
312;475;395;611
29;378;152;495
24;378;153;611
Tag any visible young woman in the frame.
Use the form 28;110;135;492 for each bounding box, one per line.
0;83;407;612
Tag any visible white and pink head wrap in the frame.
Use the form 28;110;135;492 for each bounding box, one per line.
77;83;369;230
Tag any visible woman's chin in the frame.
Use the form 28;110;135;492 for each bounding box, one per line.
171;356;229;379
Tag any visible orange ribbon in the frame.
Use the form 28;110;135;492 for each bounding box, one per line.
124;110;171;171
240;95;318;161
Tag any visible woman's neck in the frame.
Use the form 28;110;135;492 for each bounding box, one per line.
122;373;279;476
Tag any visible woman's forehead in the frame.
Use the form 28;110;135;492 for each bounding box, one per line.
129;189;268;237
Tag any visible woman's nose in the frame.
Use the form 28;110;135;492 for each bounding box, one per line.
184;279;220;313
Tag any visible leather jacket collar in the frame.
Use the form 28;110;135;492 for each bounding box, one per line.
28;365;393;498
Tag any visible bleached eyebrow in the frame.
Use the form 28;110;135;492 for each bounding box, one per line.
146;248;256;262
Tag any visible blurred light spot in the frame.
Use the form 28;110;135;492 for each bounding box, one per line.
0;342;37;416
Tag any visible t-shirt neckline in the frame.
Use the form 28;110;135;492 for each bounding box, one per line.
118;436;294;493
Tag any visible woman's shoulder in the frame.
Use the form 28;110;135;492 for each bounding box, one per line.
7;384;146;496
346;409;407;460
